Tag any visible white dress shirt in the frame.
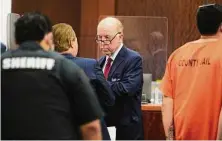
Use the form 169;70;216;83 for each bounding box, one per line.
102;43;123;72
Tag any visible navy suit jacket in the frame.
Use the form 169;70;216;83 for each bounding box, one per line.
98;45;144;126
62;54;115;113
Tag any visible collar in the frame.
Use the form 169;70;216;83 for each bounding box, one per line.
19;41;43;50
106;43;123;61
62;53;76;59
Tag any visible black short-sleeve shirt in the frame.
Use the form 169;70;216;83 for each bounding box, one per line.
1;41;103;140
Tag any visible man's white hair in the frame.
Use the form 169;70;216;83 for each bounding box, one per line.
98;17;124;33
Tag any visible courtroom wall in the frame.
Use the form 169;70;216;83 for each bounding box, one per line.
12;0;81;41
11;0;115;58
116;0;222;57
12;0;83;55
12;0;222;58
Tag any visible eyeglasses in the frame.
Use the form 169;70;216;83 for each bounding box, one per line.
95;32;121;45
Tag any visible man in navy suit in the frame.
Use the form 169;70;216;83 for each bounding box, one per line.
52;23;114;140
96;17;144;140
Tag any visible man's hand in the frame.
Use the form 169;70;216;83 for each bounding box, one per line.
80;119;102;140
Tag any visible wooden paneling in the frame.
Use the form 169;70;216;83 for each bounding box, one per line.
142;104;165;140
11;0;116;58
142;110;165;140
12;0;81;39
80;0;115;58
142;104;162;111
11;0;222;58
116;0;222;57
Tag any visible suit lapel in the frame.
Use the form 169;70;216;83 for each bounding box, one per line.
108;46;126;78
98;56;106;68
